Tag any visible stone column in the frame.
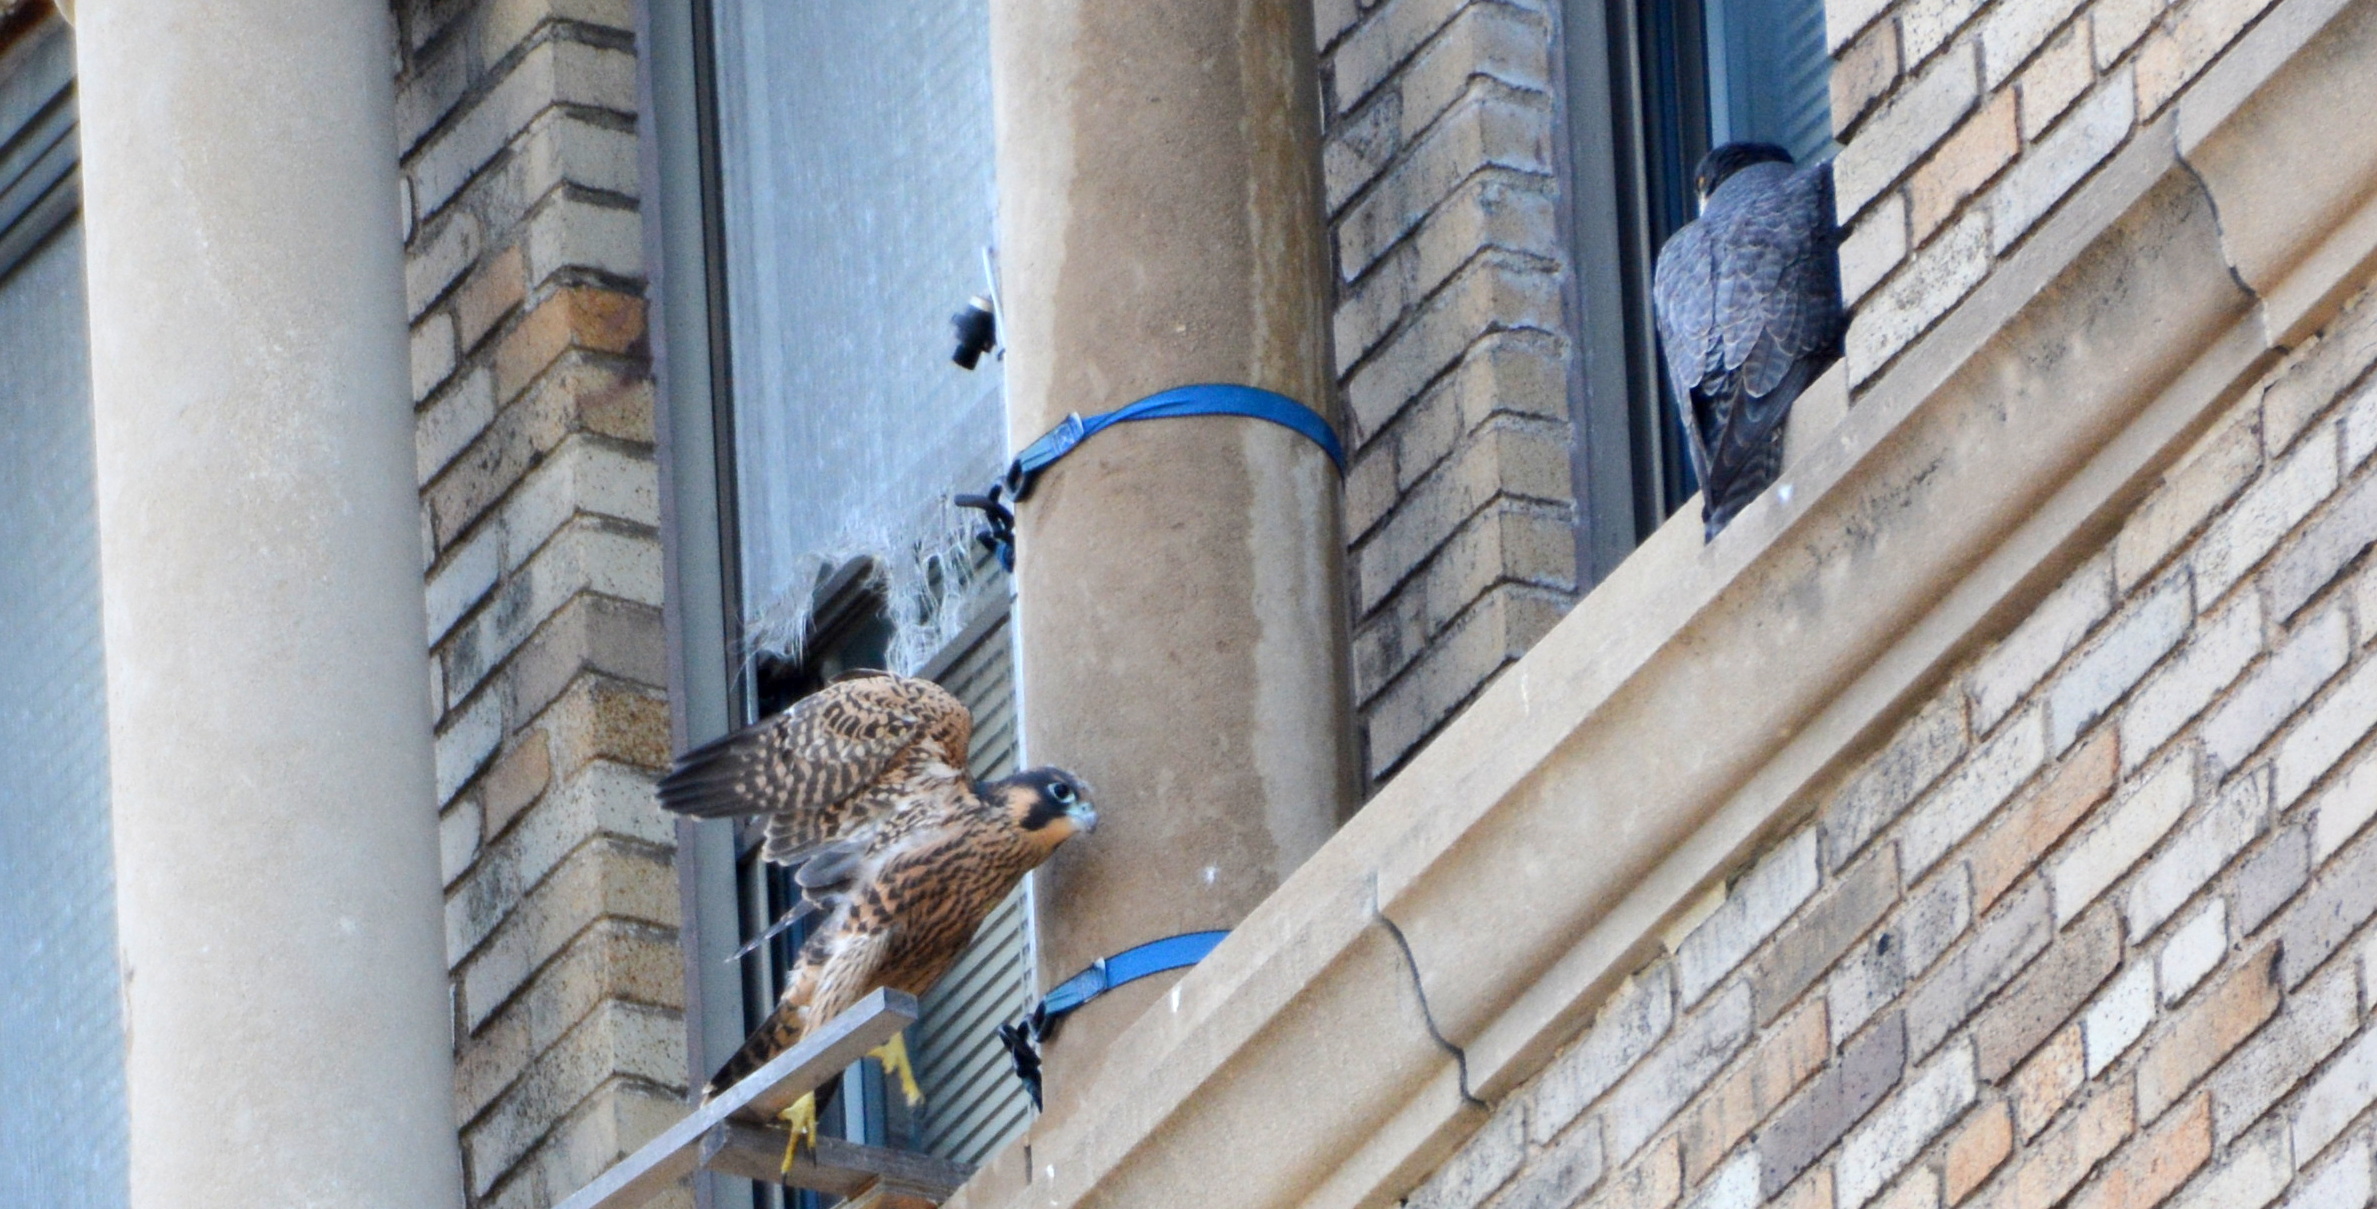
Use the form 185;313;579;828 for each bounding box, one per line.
989;0;1358;1124
76;3;465;1205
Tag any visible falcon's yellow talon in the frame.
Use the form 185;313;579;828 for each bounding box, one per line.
777;1091;819;1175
870;1032;923;1107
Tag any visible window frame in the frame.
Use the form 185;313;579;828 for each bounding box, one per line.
0;13;78;273
643;1;1033;1200
1559;0;1829;583
0;14;125;1208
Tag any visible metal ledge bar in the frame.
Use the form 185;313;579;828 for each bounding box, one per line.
554;988;920;1209
701;1120;974;1200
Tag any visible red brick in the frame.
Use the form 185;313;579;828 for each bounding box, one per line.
1909;90;2019;242
1974;904;2121;1080
1679;1001;1830;1183
1834;18;1903;137
1770;1165;1834;1209
1589;1133;1680;1209
2005;1082;2135;1209
2066;1092;2211;1209
495;286;647;405
480;732;552;840
1945;1101;2013;1203
2136;944;2282;1120
2012;1026;2082;1140
454;243;527;351
1969;730;2117;911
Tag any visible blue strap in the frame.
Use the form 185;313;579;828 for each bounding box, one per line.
955;385;1344;571
996;930;1230;1108
1036;929;1231;1020
1006;384;1344;501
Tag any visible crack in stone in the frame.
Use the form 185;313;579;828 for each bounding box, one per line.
2174;140;2278;323
1373;886;1486;1110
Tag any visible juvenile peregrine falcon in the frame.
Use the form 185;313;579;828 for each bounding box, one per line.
655;669;1095;1156
1652;142;1845;541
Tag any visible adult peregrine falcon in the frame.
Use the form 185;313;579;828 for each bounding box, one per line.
1652;142;1845;541
655;669;1095;1155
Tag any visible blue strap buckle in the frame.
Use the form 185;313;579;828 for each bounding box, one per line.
956;384;1344;571
997;929;1230;1108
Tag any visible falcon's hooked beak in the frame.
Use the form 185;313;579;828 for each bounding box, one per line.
1004;767;1099;840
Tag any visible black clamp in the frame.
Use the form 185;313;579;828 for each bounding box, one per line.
953;386;1345;573
996;930;1230;1109
953;484;1017;570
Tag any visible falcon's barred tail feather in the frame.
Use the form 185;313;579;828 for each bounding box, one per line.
704;1007;803;1098
1699;349;1825;539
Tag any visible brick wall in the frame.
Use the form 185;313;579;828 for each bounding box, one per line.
1827;0;2253;388
1395;269;2377;1205
1315;0;1582;785
1313;0;2285;785
393;3;685;1206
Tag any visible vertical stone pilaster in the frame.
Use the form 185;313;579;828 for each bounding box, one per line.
76;1;464;1203
989;0;1361;1130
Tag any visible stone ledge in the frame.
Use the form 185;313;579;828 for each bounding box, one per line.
942;1;2377;1206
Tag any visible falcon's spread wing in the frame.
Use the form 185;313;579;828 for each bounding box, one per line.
1653;154;1844;540
656;673;1094;1105
655;669;973;863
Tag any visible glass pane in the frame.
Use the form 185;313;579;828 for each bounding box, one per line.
1704;0;1834;164
710;0;1005;663
0;216;124;1208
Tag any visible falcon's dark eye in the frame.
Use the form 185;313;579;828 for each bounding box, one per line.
1050;782;1076;805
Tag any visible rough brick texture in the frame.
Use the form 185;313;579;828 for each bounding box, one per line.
1398;278;2377;1209
1319;0;1581;784
1832;0;2281;389
395;2;681;1205
1328;0;2280;779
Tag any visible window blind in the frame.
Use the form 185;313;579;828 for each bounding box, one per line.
910;609;1033;1165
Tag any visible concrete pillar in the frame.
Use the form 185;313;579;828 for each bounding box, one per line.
75;4;465;1205
989;0;1358;1124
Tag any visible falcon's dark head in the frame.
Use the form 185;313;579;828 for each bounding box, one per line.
990;767;1098;850
1695;142;1795;207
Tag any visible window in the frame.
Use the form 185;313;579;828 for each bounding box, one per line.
0;17;126;1209
1564;0;1833;581
647;0;1031;1200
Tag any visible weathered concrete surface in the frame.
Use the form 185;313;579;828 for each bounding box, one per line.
988;0;1361;1131
77;2;463;1204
